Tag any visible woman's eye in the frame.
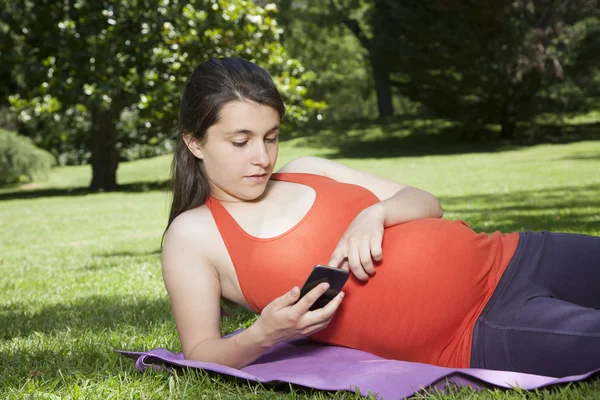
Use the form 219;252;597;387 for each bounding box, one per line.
232;136;277;147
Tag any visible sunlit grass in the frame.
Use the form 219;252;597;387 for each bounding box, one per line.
1;129;599;399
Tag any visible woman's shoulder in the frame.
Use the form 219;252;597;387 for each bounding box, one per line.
277;156;369;183
163;204;219;253
276;156;328;175
278;156;409;202
161;203;230;283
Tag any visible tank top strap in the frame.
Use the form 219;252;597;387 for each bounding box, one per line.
269;172;331;188
204;196;244;239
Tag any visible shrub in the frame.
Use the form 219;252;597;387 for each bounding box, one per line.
118;139;175;162
0;129;56;184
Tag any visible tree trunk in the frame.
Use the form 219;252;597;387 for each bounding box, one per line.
89;106;119;191
500;101;517;139
341;13;394;118
370;55;394;118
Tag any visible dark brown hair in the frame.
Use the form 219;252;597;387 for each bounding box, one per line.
166;57;285;232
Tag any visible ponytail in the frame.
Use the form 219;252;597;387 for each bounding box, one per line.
167;137;211;229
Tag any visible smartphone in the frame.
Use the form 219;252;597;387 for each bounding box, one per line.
299;264;349;311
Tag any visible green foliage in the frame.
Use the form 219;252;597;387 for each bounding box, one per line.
1;0;323;188
276;0;377;119
0;107;17;131
373;1;600;136
7;97;92;165
266;0;600;127
0;129;56;184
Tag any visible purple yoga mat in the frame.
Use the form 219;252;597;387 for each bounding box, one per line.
117;332;599;399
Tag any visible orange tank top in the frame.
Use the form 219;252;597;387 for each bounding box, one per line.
205;172;519;368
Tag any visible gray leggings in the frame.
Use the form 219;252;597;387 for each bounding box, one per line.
470;231;600;377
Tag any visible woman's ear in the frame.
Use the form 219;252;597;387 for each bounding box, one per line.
183;133;204;160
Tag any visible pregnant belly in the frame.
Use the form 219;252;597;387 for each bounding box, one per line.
376;218;498;311
314;218;501;364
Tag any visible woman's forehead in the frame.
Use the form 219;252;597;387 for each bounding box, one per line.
213;101;280;134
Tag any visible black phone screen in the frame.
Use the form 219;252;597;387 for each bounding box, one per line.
299;264;349;310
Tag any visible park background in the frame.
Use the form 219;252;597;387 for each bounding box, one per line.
1;0;599;398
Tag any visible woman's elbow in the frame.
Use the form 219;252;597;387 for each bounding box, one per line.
436;204;444;218
431;197;444;218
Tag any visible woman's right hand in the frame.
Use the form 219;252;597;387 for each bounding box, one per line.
252;283;344;347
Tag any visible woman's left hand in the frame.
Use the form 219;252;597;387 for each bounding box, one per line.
328;204;385;281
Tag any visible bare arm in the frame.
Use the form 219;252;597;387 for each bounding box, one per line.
162;210;344;369
162;213;270;368
370;186;443;228
279;156;443;224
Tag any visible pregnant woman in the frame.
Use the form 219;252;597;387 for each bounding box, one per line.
161;57;600;378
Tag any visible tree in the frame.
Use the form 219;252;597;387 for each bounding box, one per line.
273;3;375;119
276;0;396;118
374;0;600;137
1;0;320;190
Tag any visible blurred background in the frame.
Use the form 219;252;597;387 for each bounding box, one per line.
0;0;599;190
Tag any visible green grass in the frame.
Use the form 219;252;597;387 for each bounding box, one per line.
1;127;600;399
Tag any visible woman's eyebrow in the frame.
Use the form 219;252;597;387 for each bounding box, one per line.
224;125;280;136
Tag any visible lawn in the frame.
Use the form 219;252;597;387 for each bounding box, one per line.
1;127;600;399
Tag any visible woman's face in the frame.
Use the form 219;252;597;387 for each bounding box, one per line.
196;100;280;202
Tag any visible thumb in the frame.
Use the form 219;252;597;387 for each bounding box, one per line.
269;286;300;310
280;286;300;307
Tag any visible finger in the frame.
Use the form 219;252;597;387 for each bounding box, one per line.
271;286;300;309
339;259;350;272
347;238;369;281
320;290;345;317
328;254;340;269
303;291;345;328
295;282;330;312
359;239;376;275
346;238;360;268
370;235;383;263
328;245;346;268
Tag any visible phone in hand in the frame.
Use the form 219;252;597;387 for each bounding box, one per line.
299;264;349;311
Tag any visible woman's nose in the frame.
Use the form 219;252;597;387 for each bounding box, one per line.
251;142;270;166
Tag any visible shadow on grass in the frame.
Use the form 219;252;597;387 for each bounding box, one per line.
0;295;172;341
439;182;600;234
560;153;600;161
94;249;162;258
0;179;170;201
83;249;162;271
284;117;600;159
1;347;121;388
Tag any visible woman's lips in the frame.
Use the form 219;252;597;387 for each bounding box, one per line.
246;173;268;182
